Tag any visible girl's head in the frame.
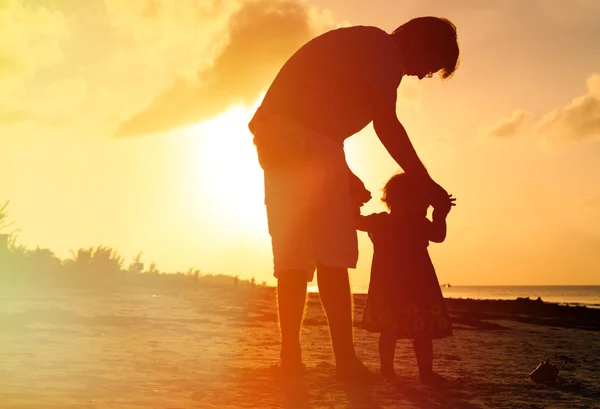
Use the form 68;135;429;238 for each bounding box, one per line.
382;173;429;214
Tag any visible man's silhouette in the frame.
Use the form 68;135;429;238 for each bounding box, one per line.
248;17;460;378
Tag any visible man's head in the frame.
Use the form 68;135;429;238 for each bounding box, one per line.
392;17;460;80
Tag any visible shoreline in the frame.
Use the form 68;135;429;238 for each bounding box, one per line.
217;286;600;331
443;297;600;309
347;292;600;332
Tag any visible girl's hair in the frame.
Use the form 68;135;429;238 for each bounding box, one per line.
392;16;460;80
382;173;417;209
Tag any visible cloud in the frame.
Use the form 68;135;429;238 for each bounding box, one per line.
104;0;231;54
0;0;341;135
536;73;600;143
586;195;600;208
0;0;68;85
0;0;238;131
487;109;533;138
0;0;71;130
116;0;335;137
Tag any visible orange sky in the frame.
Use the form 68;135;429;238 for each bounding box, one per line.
1;0;599;287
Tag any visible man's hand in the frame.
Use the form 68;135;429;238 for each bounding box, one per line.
348;169;371;207
427;180;452;209
432;193;456;220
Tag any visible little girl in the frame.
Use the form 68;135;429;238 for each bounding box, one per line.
357;172;455;384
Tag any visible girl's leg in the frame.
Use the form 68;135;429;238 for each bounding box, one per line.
379;332;396;377
413;337;433;376
414;337;446;384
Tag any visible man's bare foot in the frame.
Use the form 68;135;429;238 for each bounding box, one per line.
336;359;374;382
380;365;396;379
419;371;448;385
279;360;306;378
280;344;304;377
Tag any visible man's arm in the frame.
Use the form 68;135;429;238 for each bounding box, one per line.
372;95;449;208
372;96;429;182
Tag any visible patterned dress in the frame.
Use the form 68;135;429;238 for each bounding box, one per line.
360;212;453;339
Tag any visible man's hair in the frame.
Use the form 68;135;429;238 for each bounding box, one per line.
392;16;460;80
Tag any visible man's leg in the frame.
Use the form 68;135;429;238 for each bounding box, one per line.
277;270;308;371
316;264;357;365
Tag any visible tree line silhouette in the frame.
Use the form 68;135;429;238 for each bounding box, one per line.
0;201;261;290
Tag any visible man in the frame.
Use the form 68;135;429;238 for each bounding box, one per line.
248;17;460;378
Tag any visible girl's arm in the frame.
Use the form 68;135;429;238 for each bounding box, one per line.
348;168;371;207
356;212;386;232
428;194;455;243
356;214;371;232
428;216;447;243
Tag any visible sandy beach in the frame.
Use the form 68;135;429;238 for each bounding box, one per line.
1;285;599;409
2;2;600;409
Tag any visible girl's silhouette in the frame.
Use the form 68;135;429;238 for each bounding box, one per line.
357;172;455;384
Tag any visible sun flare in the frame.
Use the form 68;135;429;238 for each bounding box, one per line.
188;106;267;237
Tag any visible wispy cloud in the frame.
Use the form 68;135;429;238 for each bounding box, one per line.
487;110;533;138
487;73;600;144
0;106;66;127
537;73;600;144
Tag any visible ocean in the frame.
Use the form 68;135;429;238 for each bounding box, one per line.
339;285;600;308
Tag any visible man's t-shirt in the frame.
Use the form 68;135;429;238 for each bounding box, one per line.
257;25;404;143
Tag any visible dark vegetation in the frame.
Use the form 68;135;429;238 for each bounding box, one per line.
0;201;262;291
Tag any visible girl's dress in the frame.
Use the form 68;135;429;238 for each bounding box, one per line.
360;212;453;339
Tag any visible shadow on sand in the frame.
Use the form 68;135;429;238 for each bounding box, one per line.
380;376;484;409
281;376;311;409
280;370;484;409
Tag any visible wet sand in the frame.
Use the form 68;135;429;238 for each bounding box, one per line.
0;286;599;408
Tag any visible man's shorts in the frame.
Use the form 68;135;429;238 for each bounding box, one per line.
249;111;359;282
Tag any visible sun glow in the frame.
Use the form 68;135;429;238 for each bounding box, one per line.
187;106;268;237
